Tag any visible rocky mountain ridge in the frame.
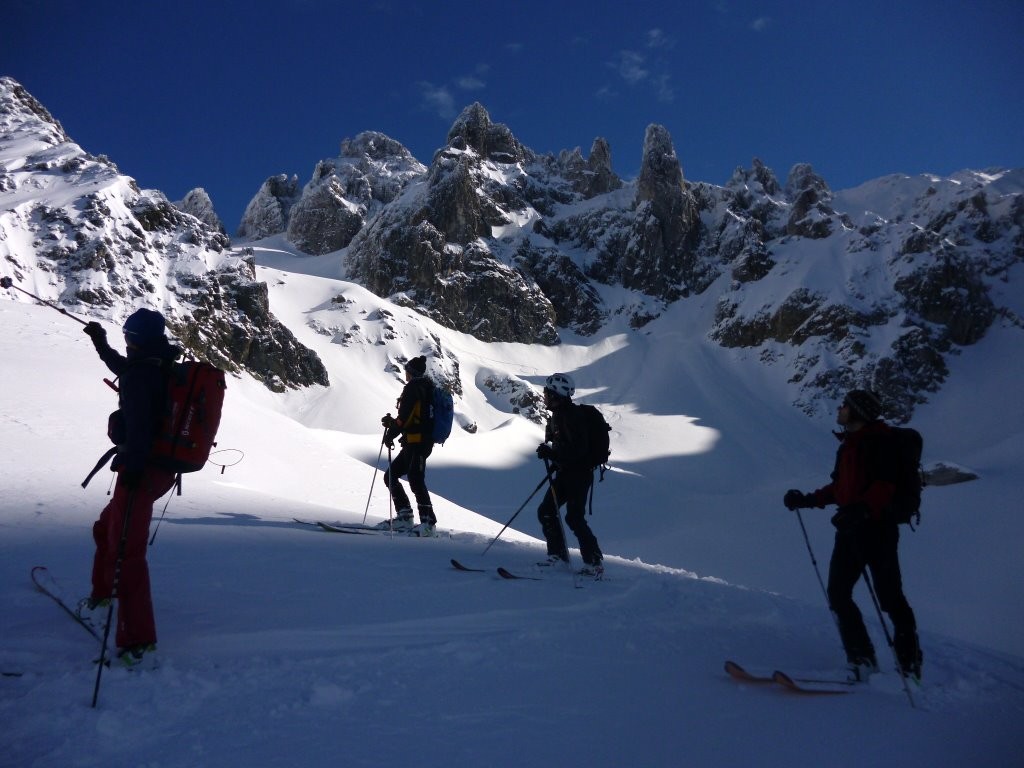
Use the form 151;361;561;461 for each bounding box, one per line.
234;102;1021;420
0;77;327;392
2;79;1021;421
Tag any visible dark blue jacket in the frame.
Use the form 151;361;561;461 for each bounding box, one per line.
93;334;180;473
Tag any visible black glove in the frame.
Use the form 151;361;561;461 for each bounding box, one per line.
119;468;143;490
83;321;107;342
831;503;869;531
536;443;556;462
784;489;812;511
381;414;396;429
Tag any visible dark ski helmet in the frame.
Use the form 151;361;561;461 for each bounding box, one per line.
844;389;883;422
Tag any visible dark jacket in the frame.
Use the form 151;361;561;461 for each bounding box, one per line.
94;334;180;473
545;401;592;472
811;421;898;520
388;375;434;446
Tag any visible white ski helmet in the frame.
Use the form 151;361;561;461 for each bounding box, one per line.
544;372;575;398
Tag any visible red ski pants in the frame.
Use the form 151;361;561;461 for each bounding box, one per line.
91;467;176;649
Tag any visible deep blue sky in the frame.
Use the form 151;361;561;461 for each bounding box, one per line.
6;0;1023;232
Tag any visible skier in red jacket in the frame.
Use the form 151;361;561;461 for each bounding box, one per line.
784;389;922;681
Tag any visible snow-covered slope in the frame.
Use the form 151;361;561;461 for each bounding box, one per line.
2;295;1023;767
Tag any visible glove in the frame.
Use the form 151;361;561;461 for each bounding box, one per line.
536;443;556;462
119;468;143;490
381;414;396;429
83;321;107;342
784;489;811;511
831;503;869;531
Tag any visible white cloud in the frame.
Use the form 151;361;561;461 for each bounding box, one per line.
750;16;771;32
457;76;485;91
418;82;456;120
615;50;649;84
647;28;673;49
654;73;674;103
600;32;674;102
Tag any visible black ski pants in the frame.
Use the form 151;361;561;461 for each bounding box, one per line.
537;468;603;566
827;521;917;665
384;443;435;523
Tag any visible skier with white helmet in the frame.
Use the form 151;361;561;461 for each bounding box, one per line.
535;373;604;576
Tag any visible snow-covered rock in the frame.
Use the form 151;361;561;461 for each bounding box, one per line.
0;77;328;392
175;187;226;235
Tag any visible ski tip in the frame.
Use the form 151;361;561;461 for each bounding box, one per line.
771;669;851;696
450;559;485;572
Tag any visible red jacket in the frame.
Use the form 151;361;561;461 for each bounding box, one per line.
811;421;897;520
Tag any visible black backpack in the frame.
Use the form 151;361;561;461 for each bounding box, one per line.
576;403;611;472
886;427;924;527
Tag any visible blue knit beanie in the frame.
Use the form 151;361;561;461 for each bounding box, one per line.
123;308;166;345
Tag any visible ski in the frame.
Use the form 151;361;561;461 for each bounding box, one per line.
450;558;486;572
497;567;542;581
296;519;438;537
724;660;774;685
31;566;102;642
292;520;376;532
316;521;380;535
725;661;853;693
770;670;850;696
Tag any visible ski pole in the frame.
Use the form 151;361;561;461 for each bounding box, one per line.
385;441;394;538
0;276;88;326
148;475;181;546
481;469;554;555
860;566;917;709
793;509;842;637
92;486;137;708
361;428;388;525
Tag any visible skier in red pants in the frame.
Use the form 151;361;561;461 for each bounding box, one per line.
81;308;180;667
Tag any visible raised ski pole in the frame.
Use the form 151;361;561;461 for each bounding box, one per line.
793;509;842;637
860;567;917;709
0;276;88;325
361;427;388;525
92;487;137;708
481;470;554;555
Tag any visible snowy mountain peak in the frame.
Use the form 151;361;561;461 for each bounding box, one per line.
0;78;327;392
